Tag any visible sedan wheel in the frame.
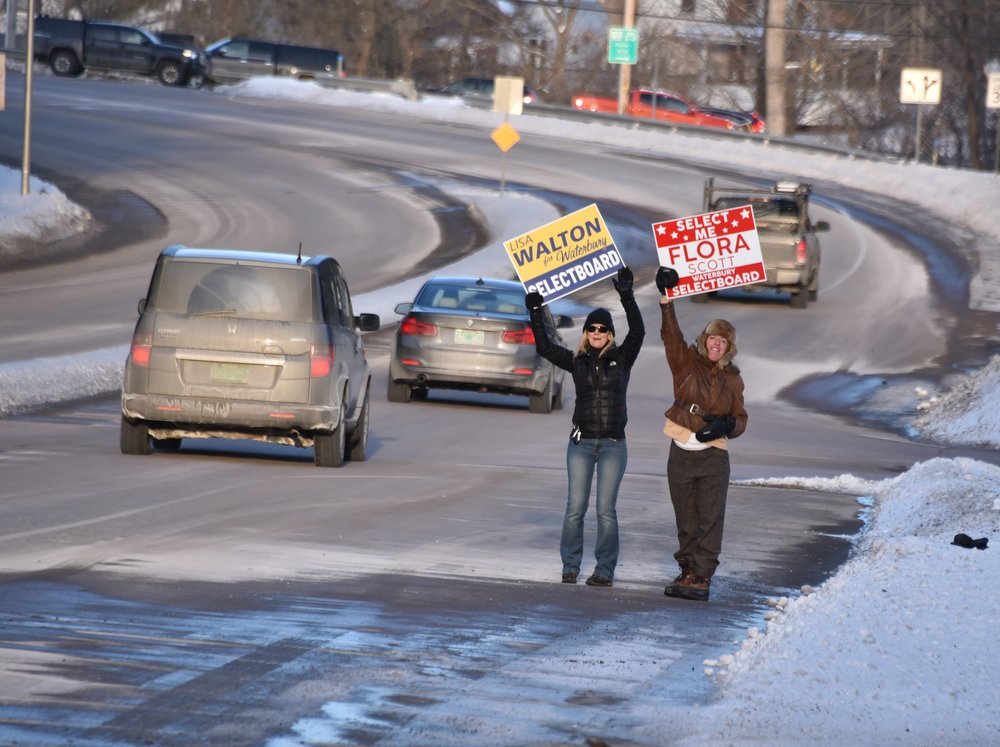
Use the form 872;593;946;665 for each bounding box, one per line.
388;379;412;403
528;376;554;414
553;380;564;411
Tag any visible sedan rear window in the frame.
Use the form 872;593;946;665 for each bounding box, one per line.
418;284;526;315
148;262;314;321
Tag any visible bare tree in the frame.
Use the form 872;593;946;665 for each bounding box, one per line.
919;1;999;169
531;1;582;102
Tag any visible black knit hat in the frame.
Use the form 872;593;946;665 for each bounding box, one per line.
584;307;615;335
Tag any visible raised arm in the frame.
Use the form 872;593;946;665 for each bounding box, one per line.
612;267;644;367
526;291;574;371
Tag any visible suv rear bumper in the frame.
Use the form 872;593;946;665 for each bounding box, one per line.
389;361;552;397
122;393;341;435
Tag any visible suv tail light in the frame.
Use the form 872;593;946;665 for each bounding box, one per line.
501;325;535;345
130;332;152;367
795;238;808;264
400;315;437;337
311;344;334;378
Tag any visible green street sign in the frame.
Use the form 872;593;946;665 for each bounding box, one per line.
608;26;638;65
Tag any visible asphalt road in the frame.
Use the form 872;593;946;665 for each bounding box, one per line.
0;73;996;745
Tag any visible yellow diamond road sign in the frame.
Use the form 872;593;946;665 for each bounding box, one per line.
491;122;520;153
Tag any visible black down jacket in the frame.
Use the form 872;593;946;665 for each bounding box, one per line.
530;290;644;439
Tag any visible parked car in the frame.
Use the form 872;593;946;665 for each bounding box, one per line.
388;276;573;413
698;107;767;133
120;245;380;467
33;16;202;86
202;37;344;85
571;89;739;130
430;77;541;105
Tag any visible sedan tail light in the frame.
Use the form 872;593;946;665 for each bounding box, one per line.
501;325;536;345
130;332;152;367
400;315;438;337
311;344;334;378
795;238;808;264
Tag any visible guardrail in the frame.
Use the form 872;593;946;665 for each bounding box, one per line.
489;99;901;165
0;48;901;165
313;75;418;101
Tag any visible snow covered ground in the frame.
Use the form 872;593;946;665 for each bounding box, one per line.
2;79;998;743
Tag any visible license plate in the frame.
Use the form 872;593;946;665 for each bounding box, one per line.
210;362;250;384
454;329;485;345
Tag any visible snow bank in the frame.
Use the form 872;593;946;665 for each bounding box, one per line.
0;174;91;260
913;354;1000;450
673;458;1000;745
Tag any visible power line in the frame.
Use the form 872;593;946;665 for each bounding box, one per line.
501;0;999;44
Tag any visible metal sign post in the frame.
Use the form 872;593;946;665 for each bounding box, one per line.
986;72;1000;175
21;0;36;196
899;67;942;163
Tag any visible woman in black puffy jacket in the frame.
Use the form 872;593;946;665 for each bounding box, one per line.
526;267;645;588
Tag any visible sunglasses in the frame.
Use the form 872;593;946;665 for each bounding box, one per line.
586;324;610;334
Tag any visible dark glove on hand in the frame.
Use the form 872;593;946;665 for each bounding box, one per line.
525;291;544;312
695;415;736;443
612;266;634;295
655;266;679;295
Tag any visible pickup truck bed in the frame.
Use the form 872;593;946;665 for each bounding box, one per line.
702;179;830;308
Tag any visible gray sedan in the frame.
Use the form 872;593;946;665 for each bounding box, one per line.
388;276;574;413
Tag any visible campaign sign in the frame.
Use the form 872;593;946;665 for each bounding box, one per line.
652;205;765;299
504;203;623;303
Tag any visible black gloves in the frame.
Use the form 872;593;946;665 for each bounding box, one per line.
655;266;679;295
952;533;989;550
695;415;736;442
525;291;544;312
612;266;633;295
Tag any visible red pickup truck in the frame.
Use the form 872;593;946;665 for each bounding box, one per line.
571;89;765;133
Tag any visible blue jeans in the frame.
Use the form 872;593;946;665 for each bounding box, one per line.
561;436;628;580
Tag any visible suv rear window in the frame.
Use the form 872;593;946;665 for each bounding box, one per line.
148;262;314;321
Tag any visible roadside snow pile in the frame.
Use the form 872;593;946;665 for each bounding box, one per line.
912;354;1000;449
0;176;91;260
685;457;1000;745
732;472;885;496
0;347;126;417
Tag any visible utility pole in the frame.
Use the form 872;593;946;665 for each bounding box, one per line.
616;0;635;115
765;0;790;136
4;0;15;52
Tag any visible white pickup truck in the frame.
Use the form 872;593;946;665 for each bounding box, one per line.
702;179;830;308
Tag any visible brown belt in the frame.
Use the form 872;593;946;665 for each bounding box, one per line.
674;400;710;418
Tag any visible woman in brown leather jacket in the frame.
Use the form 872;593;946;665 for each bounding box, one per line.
655;267;748;601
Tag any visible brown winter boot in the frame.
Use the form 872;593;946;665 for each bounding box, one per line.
664;561;692;596
665;574;710;602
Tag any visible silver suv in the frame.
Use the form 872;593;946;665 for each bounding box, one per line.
120;246;380;467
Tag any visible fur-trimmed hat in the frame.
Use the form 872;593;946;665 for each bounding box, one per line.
696;319;737;368
584;307;615;336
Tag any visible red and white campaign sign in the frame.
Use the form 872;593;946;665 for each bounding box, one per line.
652;205;766;299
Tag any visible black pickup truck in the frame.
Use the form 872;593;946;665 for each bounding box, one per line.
33;16;203;86
202;37;344;86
